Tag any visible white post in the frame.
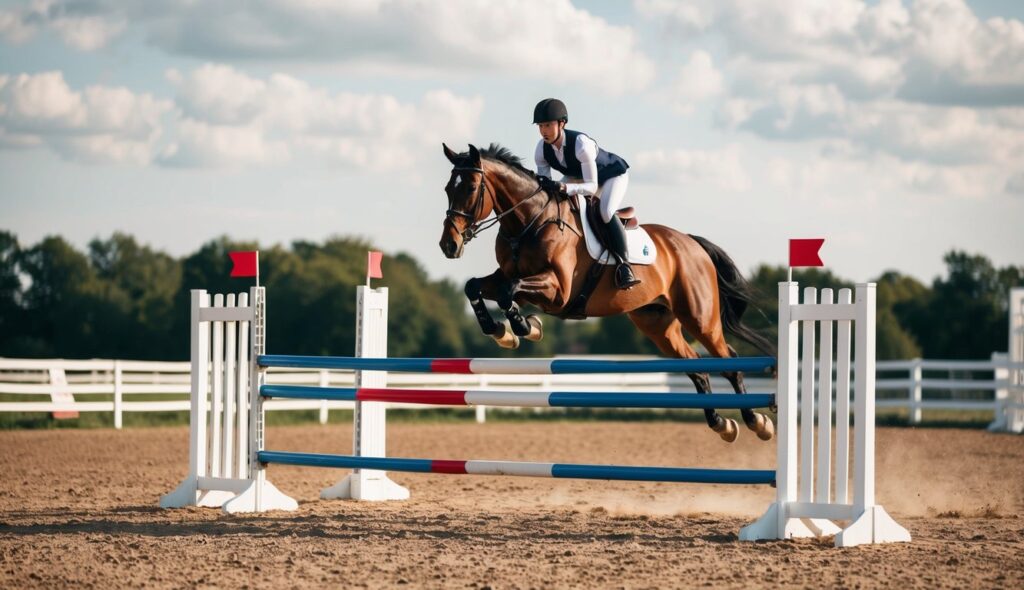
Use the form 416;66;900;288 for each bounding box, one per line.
740;282;816;541
799;287;817;504
834;288;853;505
223;286;298;513
816;288;834;504
161;290;225;508
834;284;910;547
318;370;330;424
476;375;489;423
321;286;409;501
989;288;1024;433
113;360;123;430
162;288;295;513
1013;288;1024;432
910;359;923;425
988;352;1009;432
210;294;224;478
741;282;910;547
235;292;250;479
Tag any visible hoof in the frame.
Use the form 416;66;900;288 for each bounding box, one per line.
492;322;520;349
712;417;738;443
749;413;775;441
523;315;543;342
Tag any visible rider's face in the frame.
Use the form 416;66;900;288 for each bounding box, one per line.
537;120;564;144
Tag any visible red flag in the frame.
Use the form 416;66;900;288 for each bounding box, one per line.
789;239;825;267
367;251;383;280
229;251;259;277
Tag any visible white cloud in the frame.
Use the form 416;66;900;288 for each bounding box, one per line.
0;65;484;170
161;64;483;169
0;0;125;49
0;71;172;164
160;119;289;168
638;0;1024;106
49;13;125;50
2;0;655;94
1006;172;1024;196
634;145;750;191
765;149;1007;200
670;50;724;114
0;8;37;44
637;0;1024;196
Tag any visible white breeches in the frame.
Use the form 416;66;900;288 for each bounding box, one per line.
598;172;630;223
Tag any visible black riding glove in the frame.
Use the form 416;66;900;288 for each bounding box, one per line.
538;176;566;196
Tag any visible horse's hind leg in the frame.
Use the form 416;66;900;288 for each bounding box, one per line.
687;323;775;441
721;350;775;440
627;305;738;443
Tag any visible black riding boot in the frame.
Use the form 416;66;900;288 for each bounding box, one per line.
605;217;641;289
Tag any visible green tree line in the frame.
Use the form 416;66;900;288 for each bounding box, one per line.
0;230;1020;361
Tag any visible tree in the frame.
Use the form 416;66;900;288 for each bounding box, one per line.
16;236;107;357
0;232;24;356
895;251;1023;358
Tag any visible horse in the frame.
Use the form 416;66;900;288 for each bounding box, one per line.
438;143;775;443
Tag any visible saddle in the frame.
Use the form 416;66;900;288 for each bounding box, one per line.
580;196;639;252
559;197;640;320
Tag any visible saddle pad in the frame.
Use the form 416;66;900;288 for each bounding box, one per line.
576;195;657;265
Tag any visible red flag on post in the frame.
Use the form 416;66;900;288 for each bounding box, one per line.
229;251;259;277
789;239;825;267
367;251;383;281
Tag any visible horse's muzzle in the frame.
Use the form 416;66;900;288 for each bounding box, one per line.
440;235;464;259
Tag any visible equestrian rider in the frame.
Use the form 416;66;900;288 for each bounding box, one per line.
532;98;639;289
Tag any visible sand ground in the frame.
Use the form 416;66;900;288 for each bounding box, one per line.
1;422;1023;589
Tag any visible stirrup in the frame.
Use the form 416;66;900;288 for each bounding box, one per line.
615;263;641;290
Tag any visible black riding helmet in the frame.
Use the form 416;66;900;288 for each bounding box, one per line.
533;98;568;124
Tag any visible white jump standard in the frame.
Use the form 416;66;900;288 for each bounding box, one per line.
161;282;910;547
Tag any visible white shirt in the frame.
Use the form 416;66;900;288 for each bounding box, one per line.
534;132;599;197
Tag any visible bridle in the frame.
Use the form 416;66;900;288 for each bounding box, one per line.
446;165;548;245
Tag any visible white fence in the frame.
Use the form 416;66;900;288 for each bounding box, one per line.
2;355;1022;429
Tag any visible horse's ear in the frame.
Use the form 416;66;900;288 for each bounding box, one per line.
468;144;481;166
442;143;459;165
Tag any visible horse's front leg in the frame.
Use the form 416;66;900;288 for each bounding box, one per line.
497;269;571;343
464;270;506;336
465;270;523;349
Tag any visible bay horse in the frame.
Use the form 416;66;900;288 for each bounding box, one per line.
439;143;775;443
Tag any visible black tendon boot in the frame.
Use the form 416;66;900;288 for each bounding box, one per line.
605;217;641;289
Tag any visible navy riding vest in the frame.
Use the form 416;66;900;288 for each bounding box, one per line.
542;129;629;185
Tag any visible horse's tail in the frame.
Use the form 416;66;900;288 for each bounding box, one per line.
689;234;776;361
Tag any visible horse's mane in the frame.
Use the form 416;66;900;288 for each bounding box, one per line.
457;143;537;181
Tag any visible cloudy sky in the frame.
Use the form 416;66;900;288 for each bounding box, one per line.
1;0;1022;285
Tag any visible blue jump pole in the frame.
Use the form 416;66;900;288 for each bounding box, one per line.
258;451;777;486
257;355;777;374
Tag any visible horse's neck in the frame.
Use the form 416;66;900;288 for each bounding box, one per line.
489;168;544;234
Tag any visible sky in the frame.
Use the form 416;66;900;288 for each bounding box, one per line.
1;0;1022;286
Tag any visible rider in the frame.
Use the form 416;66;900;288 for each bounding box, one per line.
532;98;639;289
